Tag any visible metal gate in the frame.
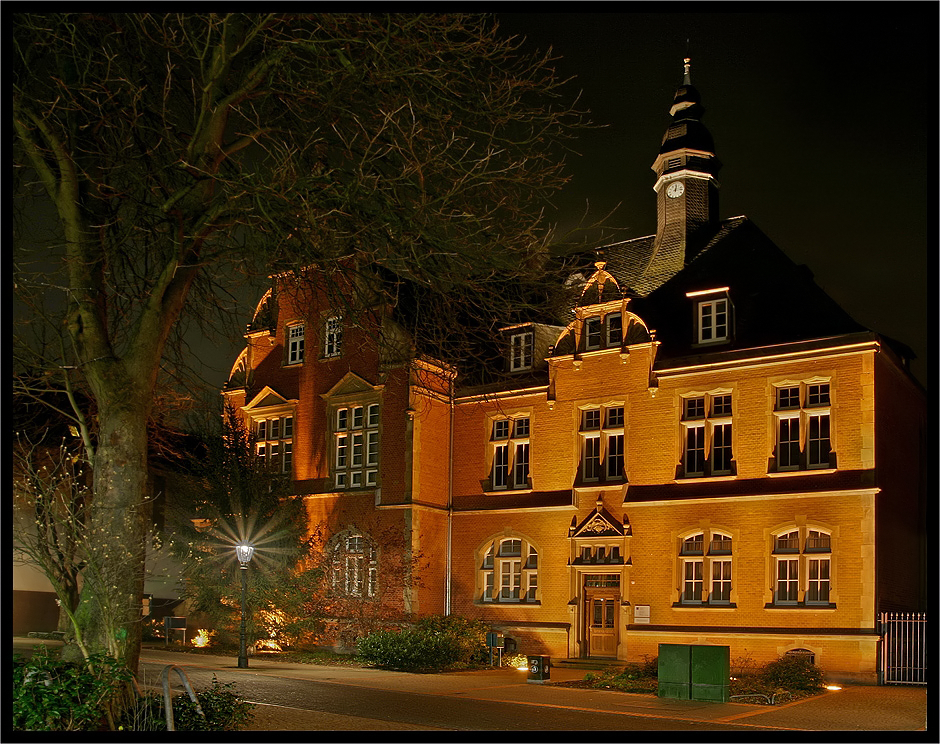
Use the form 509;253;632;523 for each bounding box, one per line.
879;612;926;685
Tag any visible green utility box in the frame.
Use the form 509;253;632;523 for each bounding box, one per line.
657;644;730;702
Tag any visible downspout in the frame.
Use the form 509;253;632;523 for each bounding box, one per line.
445;378;454;616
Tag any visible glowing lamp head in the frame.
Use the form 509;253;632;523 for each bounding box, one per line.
235;543;255;567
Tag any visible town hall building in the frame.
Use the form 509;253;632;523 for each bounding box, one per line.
221;60;926;682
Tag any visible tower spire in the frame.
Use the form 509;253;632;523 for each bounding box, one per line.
683;56;692;85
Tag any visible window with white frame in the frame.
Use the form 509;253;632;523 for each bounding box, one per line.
509;331;534;372
582;314;623;351
773;382;832;471
680;393;732;477
287;323;305;365
254;414;294;474
329;531;377;598
490;416;530;490
678;530;733;605
579;405;625;483
771;527;833;606
696;297;730;344
480;535;539;603
323;316;343;358
333;403;380;489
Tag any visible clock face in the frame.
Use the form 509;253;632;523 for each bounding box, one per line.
666;181;685;198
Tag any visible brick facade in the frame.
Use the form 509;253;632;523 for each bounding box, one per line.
222;61;925;681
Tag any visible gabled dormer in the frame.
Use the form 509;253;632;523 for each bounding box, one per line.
549;256;652;358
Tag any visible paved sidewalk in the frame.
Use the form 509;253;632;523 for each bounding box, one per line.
13;638;930;732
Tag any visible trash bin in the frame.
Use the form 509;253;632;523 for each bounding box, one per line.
527;655;550;683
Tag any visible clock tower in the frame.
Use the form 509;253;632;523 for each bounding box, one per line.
643;58;721;290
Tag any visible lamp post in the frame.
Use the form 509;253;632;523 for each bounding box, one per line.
235;543;255;668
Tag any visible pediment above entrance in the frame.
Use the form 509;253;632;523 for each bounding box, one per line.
569;507;628;538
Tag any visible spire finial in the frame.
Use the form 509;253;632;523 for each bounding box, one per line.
683;56;692;85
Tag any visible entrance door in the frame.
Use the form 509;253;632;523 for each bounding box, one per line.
585;591;619;657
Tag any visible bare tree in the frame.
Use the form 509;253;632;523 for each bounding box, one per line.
12;13;585;669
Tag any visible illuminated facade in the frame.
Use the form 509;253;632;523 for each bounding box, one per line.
223;60;925;681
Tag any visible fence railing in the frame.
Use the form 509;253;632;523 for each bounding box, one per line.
879;611;926;685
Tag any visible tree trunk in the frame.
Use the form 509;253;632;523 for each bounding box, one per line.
61;401;149;672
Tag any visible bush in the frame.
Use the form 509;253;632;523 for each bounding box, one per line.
357;615;490;672
761;655;825;692
117;676;254;731
13;647;134;731
172;676;254;731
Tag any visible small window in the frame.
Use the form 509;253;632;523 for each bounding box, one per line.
697;298;730;344
323;316;343;358
510;332;534;372
287;323;306;364
606;313;623;347
584;317;602;350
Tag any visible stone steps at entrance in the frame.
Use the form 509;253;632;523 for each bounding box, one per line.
552;658;626;671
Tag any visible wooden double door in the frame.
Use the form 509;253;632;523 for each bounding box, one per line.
584;588;619;657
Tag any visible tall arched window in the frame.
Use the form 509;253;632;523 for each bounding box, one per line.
478;535;539;603
328;531;377;598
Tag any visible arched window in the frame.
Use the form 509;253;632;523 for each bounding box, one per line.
677;529;733;606
479;535;539;603
328;531;377;598
771;526;833;606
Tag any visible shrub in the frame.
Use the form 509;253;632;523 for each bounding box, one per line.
118;676;254;731
761;655;825;692
357;615;491;672
172;676;254;731
13;647;134;731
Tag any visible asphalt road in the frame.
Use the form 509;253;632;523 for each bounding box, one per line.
138;660;775;732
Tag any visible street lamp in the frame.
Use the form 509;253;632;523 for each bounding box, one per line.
235;543;255;668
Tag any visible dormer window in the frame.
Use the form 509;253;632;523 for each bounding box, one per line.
510;331;534;372
686;287;732;345
606;313;623;347
584;317;602;350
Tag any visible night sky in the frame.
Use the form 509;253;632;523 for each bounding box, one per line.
192;11;931;391
495;10;932;385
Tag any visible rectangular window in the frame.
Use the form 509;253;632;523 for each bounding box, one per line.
584;317;602;349
490;417;530;491
510;332;534;372
283;416;293;438
282;442;292;474
500;560;521;600
287;324;306;364
583;436;600;480
323;316;343;358
712;423;733;474
270;418;280;440
807;558;831;603
683;560;704;602
776;558;799;603
684;426;706;476
514;443;529;488
580;406;625;482
711;560;732;603
698;298;729;343
807;413;831;468
681;393;733;478
607;313;623;347
334;403;380;489
774;382;832;471
606;433;624;479
493;444;509;489
777;417;800;469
